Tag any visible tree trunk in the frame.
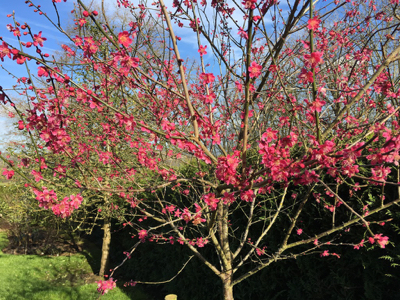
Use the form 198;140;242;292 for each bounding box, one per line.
99;217;111;276
221;273;234;300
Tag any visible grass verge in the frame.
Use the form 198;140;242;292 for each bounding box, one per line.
0;232;150;300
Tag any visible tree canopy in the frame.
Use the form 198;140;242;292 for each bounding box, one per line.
1;0;400;298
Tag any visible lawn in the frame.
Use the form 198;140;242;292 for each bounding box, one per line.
0;232;150;300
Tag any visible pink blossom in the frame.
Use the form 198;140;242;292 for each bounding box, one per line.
248;61;262;78
52;200;70;218
269;64;278;72
375;234;389;248
241;190;255;202
38;67;49;77
307;17;321;31
309;98;326;113
118;31;132;47
238;27;248;39
198;45;207;56
341;164;359;177
34;187;57;209
138;229;148;242
297;228;303;235
33;31;47;47
69;194;83;209
181;208;192;223
200;73;215;84
50;194;83;218
256;247;267;256
262;128;278;143
18;120;25;130
196;237;208;247
354;239;364;250
12;28;21;37
0;41;11;61
320;250;329;257
204;92;216;104
242;0;257;9
193;212;206;225
31;170;43;182
216;154;240;186
235;81;243;92
78;18;86;27
11;49;26;65
223;192;235;205
2;168;14;180
299;68;313;84
371;166;391;181
203;193;219;210
304;52;324;68
189;18;200;31
97;278;116;295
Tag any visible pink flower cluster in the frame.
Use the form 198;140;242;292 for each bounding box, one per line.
354;239;364;250
368;234;389;248
118;31;133;47
2;168;14;179
248;61;262;78
307;17;321;31
242;0;257;9
259;130;296;183
33;188;83;218
96;278;116;295
34;187;58;209
240;190;255;202
193;203;206;225
216;153;240;186
200;72;215;84
51;194;83;218
304;51;324;68
138;229;148;242
203;193;219;211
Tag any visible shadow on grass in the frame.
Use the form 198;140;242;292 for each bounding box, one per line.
0;230;9;250
77;238;154;300
80;238;102;275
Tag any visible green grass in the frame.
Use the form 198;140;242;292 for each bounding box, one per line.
0;232;150;300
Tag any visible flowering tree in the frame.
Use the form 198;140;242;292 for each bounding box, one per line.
1;0;400;298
